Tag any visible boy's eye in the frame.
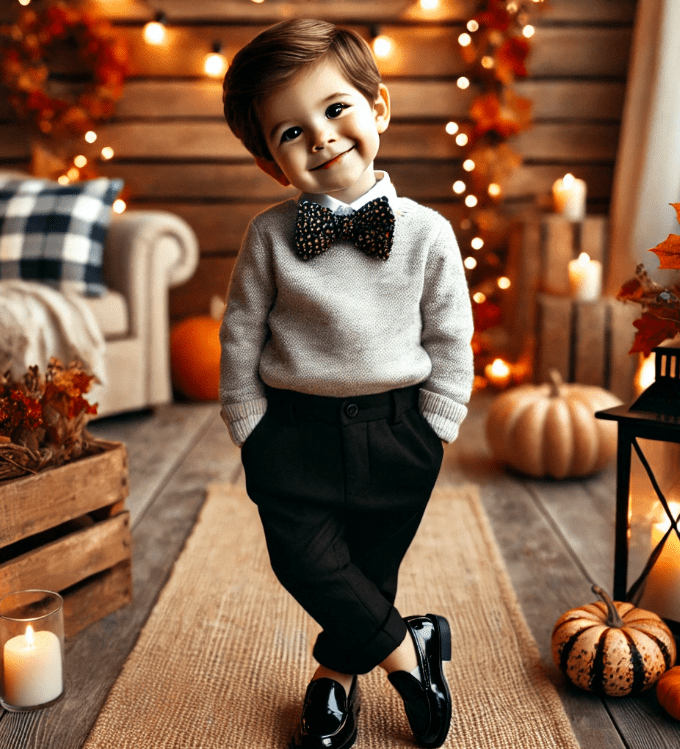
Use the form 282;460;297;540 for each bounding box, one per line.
280;127;302;143
326;103;348;119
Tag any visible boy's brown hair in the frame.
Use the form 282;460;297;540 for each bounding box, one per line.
223;18;382;162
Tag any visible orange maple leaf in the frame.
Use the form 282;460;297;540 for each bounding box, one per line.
649;234;680;270
630;313;680;357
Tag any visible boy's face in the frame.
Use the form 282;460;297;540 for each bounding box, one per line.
257;58;390;204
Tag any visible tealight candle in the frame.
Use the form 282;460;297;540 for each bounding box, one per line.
4;625;63;708
568;252;602;301
552;173;587;221
485;358;512;389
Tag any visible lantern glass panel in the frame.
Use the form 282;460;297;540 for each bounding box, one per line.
627;439;680;622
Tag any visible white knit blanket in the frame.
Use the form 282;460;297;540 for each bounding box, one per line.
0;280;106;402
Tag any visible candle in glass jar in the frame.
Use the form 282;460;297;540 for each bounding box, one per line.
3;625;63;707
568;252;602;301
484;358;512;388
552;173;587;221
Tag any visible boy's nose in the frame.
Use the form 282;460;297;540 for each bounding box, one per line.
311;128;336;151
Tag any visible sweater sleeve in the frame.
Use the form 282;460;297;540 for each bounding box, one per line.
219;220;275;446
418;219;474;443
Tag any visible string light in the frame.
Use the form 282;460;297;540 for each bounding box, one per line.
113;199;127;214
473;292;487;304
143;12;167;46
445;121;459;135
204;41;228;77
372;34;394;59
522;25;535;38
481;56;494;69
467;20;479;32
456;76;470;90
101;147;115;160
498;276;511;289
18;0;31;5
464;257;477;270
488;183;501;197
463;159;475;171
452;181;466;194
455;133;468;146
74;155;88;168
58;175;70;185
458;33;472;47
85;131;98;144
67;167;80;182
465;195;478;207
471;237;484;250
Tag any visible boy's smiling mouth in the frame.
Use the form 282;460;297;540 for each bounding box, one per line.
311;146;355;171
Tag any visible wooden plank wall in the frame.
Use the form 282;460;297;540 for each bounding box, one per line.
0;0;636;320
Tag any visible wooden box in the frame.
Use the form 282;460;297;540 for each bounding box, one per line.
0;441;132;638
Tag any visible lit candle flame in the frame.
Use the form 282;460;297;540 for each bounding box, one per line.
25;624;35;647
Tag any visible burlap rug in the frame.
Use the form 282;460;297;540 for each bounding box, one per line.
84;483;580;749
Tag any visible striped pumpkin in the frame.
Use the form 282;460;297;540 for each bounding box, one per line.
551;585;676;697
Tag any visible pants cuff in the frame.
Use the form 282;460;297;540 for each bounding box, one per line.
312;606;408;674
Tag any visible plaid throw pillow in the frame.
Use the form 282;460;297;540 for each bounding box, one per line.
0;177;124;297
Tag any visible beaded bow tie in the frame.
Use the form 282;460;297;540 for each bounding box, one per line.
294;196;395;261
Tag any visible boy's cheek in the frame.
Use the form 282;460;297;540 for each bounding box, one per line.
255;157;291;187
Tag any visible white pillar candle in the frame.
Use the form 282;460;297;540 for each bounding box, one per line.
3;625;63;707
568;252;602;301
552;173;587;221
640;510;680;622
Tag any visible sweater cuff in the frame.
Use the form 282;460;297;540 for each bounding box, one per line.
419;388;468;443
220;398;267;446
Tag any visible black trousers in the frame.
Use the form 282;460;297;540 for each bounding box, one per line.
241;384;443;675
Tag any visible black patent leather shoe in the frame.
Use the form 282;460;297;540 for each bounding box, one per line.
289;676;360;749
388;614;452;749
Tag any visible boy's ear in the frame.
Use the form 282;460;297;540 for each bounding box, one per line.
374;84;391;134
255;157;291;187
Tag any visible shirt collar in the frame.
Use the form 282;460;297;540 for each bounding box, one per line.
299;171;397;215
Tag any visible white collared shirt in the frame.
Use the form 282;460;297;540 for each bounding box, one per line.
299;171;398;215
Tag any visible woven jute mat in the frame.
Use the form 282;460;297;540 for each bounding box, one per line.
84;483;580;749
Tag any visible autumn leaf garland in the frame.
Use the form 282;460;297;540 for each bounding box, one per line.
617;203;680;356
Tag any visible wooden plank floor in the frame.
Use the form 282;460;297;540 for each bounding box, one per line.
1;393;679;748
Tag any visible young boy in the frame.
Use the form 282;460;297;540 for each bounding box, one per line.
220;18;474;749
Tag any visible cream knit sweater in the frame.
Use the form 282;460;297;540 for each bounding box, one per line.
219;181;474;446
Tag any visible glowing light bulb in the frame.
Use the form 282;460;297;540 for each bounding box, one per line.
467;20;479;32
74;155;87;168
463;159;475;172
113;199;127;214
498;276;511;289
101;147;115;160
455;133;468;146
465;195;478;207
85;131;97;143
18;0;32;6
143;13;167;46
473;292;486;304
523;25;535;38
458;33;472;47
471;237;484;250
58;175;70;185
488;183;501;197
67;167;80;182
204;43;227;77
481;56;495;69
445;121;459;135
453;181;466;194
464;256;477;269
457;76;470;90
372;35;393;59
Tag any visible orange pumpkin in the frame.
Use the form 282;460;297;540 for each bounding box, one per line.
170;315;221;401
657;666;680;720
551;585;676;697
485;369;621;478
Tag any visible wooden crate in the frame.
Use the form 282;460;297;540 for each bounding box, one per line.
0;441;132;638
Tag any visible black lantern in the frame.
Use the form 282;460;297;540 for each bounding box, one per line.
596;345;680;630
